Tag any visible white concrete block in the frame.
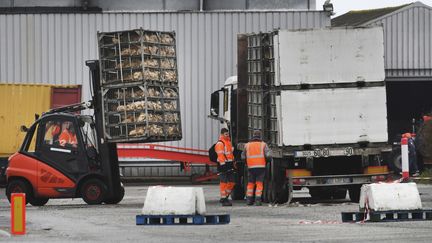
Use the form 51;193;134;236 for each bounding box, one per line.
359;182;422;211
195;187;206;215
142;186;206;215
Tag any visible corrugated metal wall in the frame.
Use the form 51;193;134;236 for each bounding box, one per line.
1;0;316;11
0;11;330;151
366;5;432;78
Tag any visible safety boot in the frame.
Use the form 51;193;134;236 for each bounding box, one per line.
246;197;254;206
221;198;232;206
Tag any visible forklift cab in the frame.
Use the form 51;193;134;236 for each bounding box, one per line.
5;112;112;206
21;113;100;179
6;61;124;206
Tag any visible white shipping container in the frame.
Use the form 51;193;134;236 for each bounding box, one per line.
275;27;385;86
277;86;388;146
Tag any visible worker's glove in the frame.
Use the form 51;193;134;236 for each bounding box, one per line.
218;162;234;173
225;162;234;171
217;164;226;173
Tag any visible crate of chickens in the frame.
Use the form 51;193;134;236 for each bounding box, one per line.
102;84;182;142
98;28;178;87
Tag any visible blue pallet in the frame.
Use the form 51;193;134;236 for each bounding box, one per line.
136;214;230;225
342;209;432;222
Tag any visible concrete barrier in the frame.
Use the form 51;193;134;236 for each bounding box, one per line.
359;182;422;211
142;186;206;215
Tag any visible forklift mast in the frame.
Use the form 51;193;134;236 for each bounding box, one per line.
85;60;122;201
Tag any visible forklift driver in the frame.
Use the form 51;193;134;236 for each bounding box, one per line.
59;121;78;148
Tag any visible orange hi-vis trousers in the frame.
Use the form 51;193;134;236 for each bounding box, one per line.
247;181;264;198
220;182;235;198
219;170;235;198
246;168;266;198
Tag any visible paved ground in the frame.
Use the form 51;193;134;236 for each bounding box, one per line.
0;183;432;242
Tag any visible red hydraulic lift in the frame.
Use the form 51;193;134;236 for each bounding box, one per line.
117;144;218;182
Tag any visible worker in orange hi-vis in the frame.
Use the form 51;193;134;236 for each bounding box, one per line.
242;130;272;206
215;128;235;206
59;122;78;148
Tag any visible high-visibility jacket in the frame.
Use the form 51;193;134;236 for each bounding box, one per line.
59;130;77;147
215;135;234;165
244;141;267;169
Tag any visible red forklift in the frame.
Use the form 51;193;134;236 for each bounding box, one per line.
5;60;125;205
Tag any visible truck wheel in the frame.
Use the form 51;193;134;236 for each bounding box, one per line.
263;161;273;203
104;184;125;204
264;159;289;204
81;179;107;205
349;185;362;203
231;163;246;200
6;179;34;205
388;148;402;173
30;198;49;206
275;183;289;204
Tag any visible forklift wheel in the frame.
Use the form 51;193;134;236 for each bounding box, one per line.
30;198;49;206
104;185;125;204
81;179;107;205
6;179;33;205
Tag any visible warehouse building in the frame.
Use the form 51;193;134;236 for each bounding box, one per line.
0;0;330;178
332;1;432;141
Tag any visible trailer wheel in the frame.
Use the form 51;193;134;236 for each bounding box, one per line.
349;185;362;203
30;198;49;206
6;179;34;205
104;184;125;204
81;179;107;205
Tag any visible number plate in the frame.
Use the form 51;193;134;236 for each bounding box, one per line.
294;147;354;158
324;177;352;184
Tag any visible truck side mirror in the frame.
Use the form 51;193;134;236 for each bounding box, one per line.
210;91;220;117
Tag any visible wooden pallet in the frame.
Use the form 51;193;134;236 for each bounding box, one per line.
342;209;432;222
136;214;230;225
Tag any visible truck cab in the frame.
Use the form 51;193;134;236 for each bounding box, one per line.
210;76;237;125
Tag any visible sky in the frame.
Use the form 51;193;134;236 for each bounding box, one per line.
316;0;432;17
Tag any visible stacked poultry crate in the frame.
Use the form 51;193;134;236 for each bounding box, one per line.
246;32;278;144
98;29;182;142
